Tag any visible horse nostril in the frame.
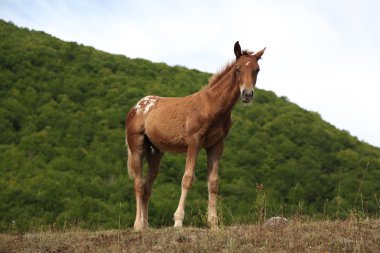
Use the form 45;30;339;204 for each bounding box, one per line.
242;90;253;98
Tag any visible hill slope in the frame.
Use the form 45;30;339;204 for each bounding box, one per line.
1;20;380;231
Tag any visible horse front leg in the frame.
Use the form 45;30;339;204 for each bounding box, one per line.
206;139;224;228
173;137;201;228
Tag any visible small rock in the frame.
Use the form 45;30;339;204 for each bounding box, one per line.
265;217;289;226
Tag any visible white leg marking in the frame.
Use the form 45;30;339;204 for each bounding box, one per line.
174;188;188;228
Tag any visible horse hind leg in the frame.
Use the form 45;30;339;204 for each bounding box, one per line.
127;133;145;230
142;139;163;228
206;140;224;228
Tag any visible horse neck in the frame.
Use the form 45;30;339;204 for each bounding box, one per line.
206;67;240;117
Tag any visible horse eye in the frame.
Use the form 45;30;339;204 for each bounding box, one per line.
236;68;241;73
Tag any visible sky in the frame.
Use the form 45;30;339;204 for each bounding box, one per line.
1;0;380;147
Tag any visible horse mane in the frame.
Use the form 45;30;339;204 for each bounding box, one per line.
203;50;254;89
242;50;254;56
203;61;235;89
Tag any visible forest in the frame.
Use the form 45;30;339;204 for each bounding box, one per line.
1;20;380;232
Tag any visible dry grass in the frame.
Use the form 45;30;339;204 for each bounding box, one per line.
1;218;380;253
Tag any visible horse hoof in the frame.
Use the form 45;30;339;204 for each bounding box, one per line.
174;220;183;228
133;222;145;230
209;224;219;229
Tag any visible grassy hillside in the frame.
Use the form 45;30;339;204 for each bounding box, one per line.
1;219;379;252
1;20;380;232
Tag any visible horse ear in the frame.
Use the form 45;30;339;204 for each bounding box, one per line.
234;41;242;59
254;47;266;60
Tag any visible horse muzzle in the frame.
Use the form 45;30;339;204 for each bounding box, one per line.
241;89;254;103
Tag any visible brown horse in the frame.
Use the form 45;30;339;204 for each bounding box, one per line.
125;41;265;230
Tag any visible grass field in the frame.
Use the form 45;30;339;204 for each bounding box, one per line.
1;218;379;253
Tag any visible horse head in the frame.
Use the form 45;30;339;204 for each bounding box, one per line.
234;41;266;103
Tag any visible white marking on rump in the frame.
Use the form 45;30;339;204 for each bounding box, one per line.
246;61;250;66
133;96;158;115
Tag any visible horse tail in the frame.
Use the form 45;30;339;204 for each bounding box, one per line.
127;145;135;179
125;122;135;179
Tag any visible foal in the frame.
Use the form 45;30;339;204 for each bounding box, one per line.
125;41;265;229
